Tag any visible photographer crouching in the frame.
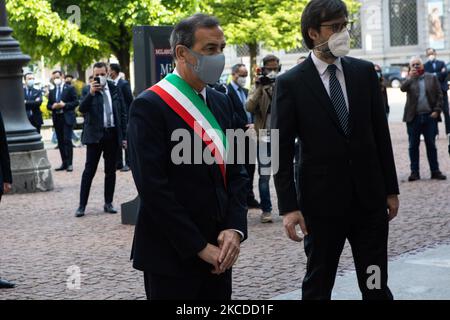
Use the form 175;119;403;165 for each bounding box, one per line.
246;54;280;223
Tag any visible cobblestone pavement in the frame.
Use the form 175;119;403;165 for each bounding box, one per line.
1;121;450;300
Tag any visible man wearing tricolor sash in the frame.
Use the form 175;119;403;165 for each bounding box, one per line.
128;14;249;300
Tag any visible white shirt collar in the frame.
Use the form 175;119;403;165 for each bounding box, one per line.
311;51;343;76
173;68;207;101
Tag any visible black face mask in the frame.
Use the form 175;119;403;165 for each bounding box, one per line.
65;81;72;85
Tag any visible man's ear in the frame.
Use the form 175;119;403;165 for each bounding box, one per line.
175;45;187;63
308;27;319;43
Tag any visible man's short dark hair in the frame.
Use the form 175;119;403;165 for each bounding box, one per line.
301;0;348;50
65;74;74;79
23;72;33;80
52;70;63;76
231;63;246;74
110;63;121;74
262;54;280;66
170;13;220;59
426;47;436;54
93;62;108;71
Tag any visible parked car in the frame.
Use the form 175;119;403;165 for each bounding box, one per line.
382;66;408;88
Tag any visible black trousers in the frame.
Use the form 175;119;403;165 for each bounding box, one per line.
144;270;232;300
79;128;119;207
54;114;73;166
302;200;392;300
442;91;450;134
116;146;130;168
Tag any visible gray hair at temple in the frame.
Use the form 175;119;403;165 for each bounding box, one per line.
170;13;220;60
409;56;423;66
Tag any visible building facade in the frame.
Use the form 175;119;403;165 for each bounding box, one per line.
225;0;450;73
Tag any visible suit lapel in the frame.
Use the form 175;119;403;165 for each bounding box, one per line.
341;57;357;136
302;56;346;136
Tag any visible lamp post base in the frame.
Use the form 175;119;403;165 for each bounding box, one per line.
9;149;54;194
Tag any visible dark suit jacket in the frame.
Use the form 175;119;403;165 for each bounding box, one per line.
0;112;12;195
24;87;43;126
127;85;249;277
46;84;79;126
400;73;443;123
271;55;399;218
79;80;127;146
424;59;448;92
227;83;251;131
116;78;134;114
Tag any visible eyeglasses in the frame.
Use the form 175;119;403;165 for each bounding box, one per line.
320;21;350;33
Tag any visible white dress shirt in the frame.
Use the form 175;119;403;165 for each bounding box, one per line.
311;51;349;111
103;83;115;127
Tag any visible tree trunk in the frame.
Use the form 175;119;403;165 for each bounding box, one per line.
114;48;131;81
76;62;85;83
110;23;132;81
248;42;258;85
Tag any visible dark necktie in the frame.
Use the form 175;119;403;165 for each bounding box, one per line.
56;86;61;102
327;64;349;135
198;92;211;110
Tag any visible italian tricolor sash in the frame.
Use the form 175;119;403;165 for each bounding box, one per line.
148;73;228;185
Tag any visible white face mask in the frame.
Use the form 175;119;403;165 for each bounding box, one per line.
26;80;35;88
428;55;436;61
236;76;247;87
53;78;62;86
267;71;278;79
314;28;351;58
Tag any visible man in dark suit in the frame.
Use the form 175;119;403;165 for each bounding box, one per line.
23;73;43;133
75;62;127;217
128;13;248;300
47;70;79;172
109;63;134;172
271;0;399;300
227;63;259;209
424;48;449;135
0;111;14;289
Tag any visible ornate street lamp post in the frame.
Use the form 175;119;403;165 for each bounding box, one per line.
0;0;53;193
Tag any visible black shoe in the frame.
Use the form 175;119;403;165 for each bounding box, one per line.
431;171;447;180
66;165;73;172
0;278;15;289
120;165;130;172
55;165;67;171
75;206;85;218
104;203;118;214
408;172;420;181
247;198;261;209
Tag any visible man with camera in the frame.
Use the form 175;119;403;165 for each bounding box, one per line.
75;62;127;217
246;54;280;223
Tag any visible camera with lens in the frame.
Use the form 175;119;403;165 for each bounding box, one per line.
255;66;281;86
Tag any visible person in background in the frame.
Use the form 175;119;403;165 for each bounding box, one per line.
246;54;281;223
47;70;79;172
374;64;390;118
227;63;260;209
23;72;43;133
424;48;449;136
401;57;446;182
65;74;74;86
0;110;14;289
75;62;127;217
109;63;134;172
